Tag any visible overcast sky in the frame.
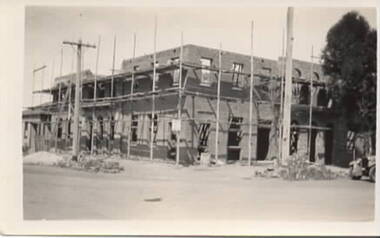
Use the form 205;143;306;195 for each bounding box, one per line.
23;6;376;107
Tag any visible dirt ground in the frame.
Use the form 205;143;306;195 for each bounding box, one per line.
23;160;375;221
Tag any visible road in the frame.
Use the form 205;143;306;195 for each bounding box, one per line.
23;160;375;221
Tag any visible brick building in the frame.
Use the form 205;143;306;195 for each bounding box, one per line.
22;44;352;166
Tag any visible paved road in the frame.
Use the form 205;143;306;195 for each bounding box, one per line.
23;161;375;221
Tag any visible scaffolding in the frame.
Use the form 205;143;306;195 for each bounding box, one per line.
28;11;332;165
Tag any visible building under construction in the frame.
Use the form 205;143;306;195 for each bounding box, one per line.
22;44;353;167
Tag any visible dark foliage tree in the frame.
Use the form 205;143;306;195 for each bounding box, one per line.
321;11;377;134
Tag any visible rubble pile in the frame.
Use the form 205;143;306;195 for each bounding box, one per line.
254;155;348;181
56;152;124;173
23;151;63;166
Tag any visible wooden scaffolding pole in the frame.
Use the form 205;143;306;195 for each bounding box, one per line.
111;35;117;98
150;17;157;161
127;33;136;159
176;32;183;166
58;47;63;105
40;67;44;105
278;28;285;161
31;65;35;107
32;65;47;107
281;7;294;162
248;21;254;166
110;35;117;153
308;45;314;161
48;59;55;151
68;49;75;120
215;43;222;162
91;36;101;155
55;49;63;152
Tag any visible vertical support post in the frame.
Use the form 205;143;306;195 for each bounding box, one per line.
278;28;285;162
281;7;294;162
58;47;63;105
127;33;136;159
72;39;82;160
110;35;117;153
91;36;101;155
50;60;55;97
63;39;95;160
68;49;75;120
215;43;222;162
55;49;63;152
176;32;183;166
248;21;254;166
150;16;157;161
32;66;35;107
40;68;44;104
111;35;117;98
308;46;314;162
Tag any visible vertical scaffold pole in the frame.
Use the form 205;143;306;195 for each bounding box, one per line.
281;7;294;162
176;32;183;166
150;16;157;161
248;21;254;166
278;28;285;162
58;47;63;105
308;46;314;161
127;33;136;160
111;35;117;98
68;49;75;120
91;36;101;155
55;49;63;152
32;65;35;107
40;67;44;105
215;43;222;162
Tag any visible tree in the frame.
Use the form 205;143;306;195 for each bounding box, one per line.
321;11;377;135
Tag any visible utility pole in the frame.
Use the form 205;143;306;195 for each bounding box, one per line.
63;39;96;160
281;7;294;163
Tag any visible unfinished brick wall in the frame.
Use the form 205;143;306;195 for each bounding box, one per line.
35;44;352;166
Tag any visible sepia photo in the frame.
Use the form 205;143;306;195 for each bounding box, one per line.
1;1;377;235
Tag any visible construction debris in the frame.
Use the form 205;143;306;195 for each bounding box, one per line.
23;151;63;166
254;154;348;181
57;152;124;173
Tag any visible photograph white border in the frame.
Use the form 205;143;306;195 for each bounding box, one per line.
0;0;379;236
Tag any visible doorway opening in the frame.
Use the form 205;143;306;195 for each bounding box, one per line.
256;127;270;160
227;116;243;161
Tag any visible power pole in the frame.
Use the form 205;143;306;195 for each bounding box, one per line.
281;7;294;163
63;39;96;160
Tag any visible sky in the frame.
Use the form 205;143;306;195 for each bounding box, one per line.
23;6;377;107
